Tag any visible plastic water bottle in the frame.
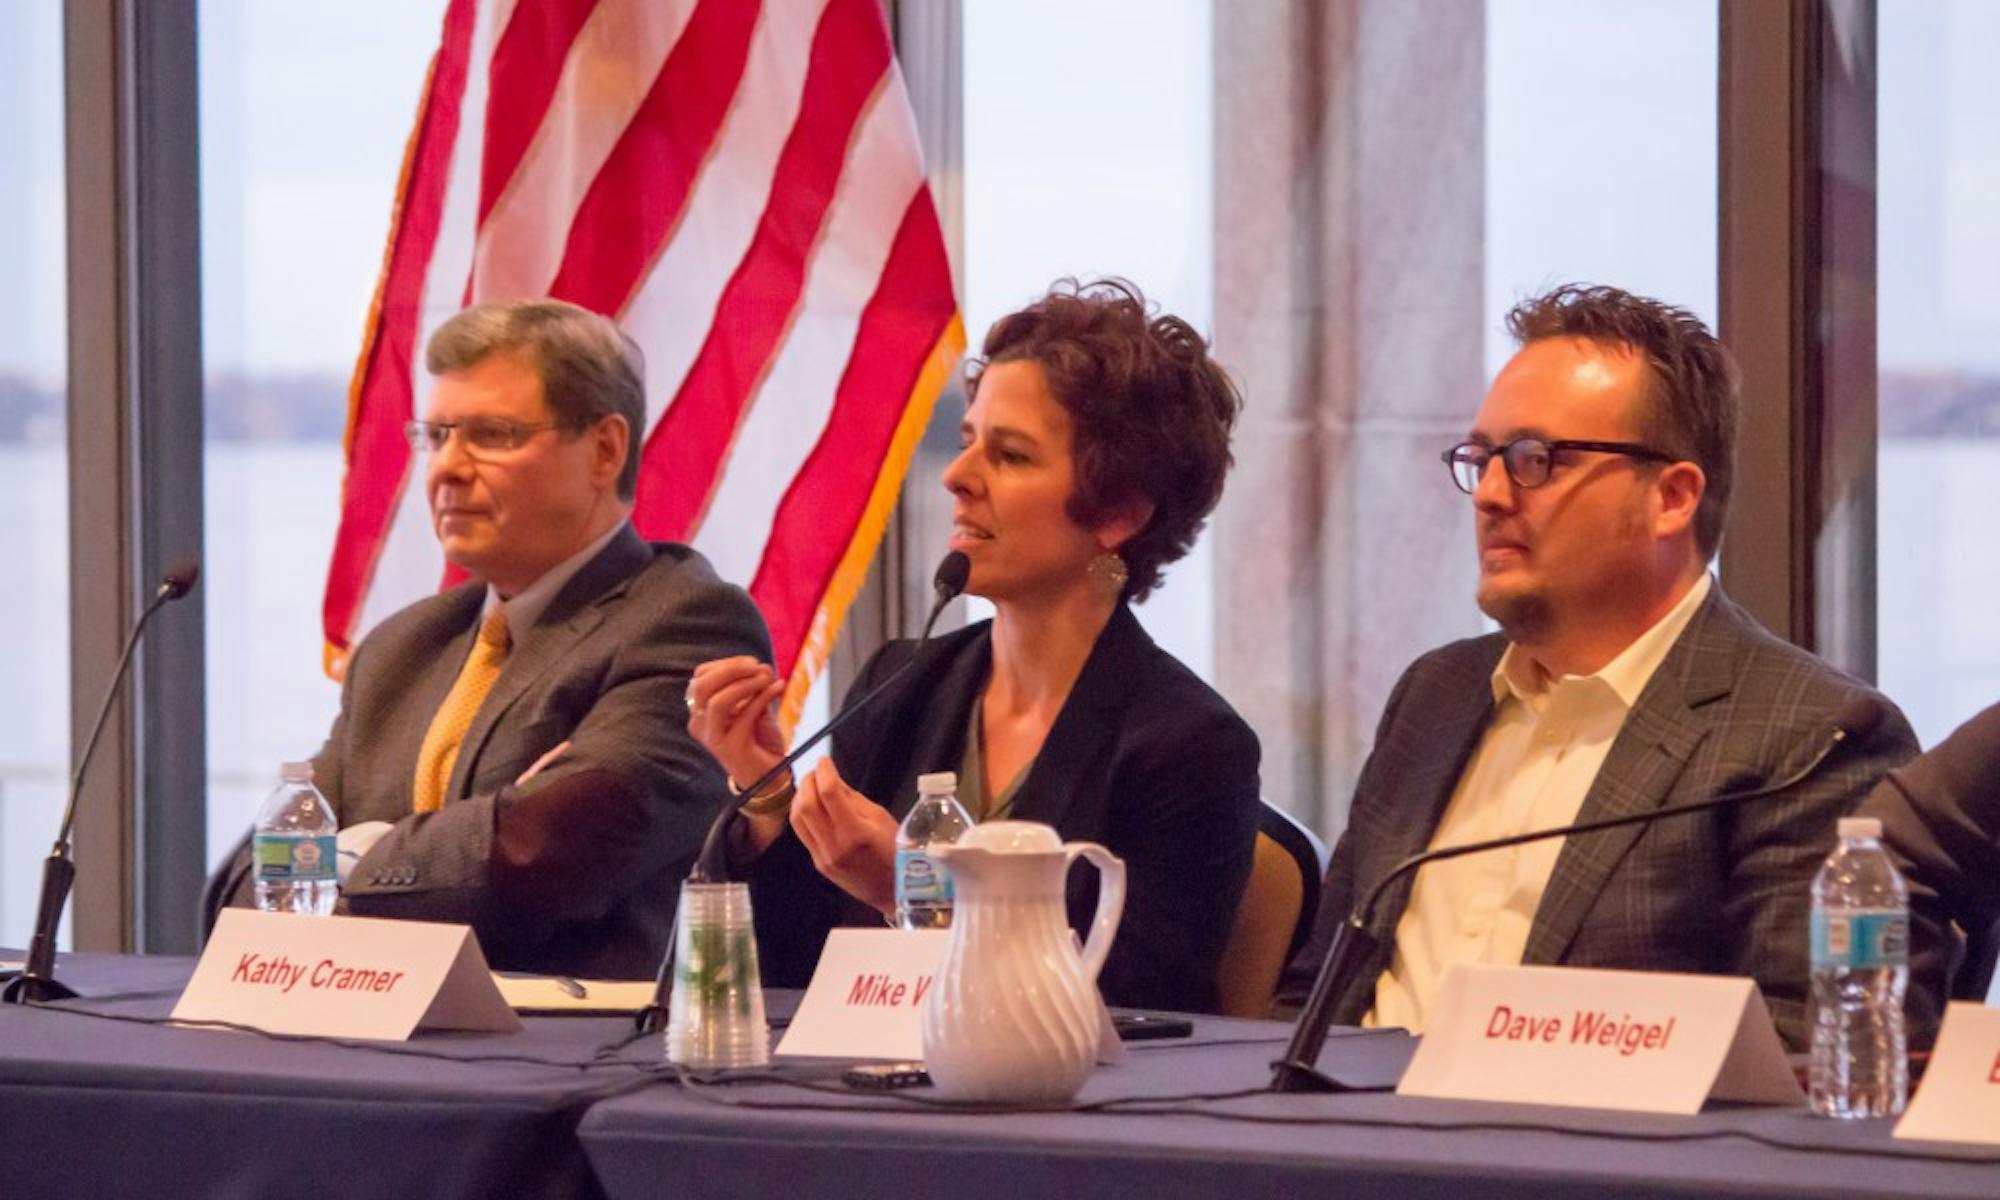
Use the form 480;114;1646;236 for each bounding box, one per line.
252;761;339;916
895;771;974;929
1808;815;1909;1118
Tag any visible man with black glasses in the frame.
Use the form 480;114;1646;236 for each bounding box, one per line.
1286;284;1925;1050
211;299;769;979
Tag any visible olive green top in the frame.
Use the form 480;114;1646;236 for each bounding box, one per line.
958;692;1028;822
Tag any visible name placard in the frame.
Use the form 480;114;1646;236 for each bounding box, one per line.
1896;1002;2000;1144
775;929;1127;1065
173;909;521;1041
775;928;950;1059
1397;963;1801;1114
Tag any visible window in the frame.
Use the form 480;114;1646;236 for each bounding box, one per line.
1486;0;1718;372
961;0;1215;674
199;0;450;865
1200;0;1719;833
0;0;69;947
1877;0;2000;747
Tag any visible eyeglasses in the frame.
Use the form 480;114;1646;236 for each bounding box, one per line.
1441;437;1678;494
405;416;566;459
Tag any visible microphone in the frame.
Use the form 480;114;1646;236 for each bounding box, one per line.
3;561;201;1004
689;550;970;882
1269;696;1886;1092
636;551;971;1032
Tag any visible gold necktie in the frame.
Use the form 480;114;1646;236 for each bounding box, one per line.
411;607;511;814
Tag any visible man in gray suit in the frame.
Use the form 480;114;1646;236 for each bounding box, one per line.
1287;284;1921;1050
216;299;769;979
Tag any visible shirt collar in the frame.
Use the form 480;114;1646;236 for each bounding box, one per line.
1490;572;1713;710
483;520;628;637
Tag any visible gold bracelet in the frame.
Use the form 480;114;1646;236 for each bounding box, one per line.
731;772;796;818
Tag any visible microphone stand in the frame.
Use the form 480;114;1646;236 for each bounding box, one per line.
3;566;199;1005
635;552;970;1034
1269;702;1881;1092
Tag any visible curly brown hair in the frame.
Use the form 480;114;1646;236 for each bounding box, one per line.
970;279;1242;602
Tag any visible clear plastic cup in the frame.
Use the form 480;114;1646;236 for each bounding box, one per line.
663;881;770;1068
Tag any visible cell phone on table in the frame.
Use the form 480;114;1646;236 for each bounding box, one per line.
1112;1012;1195;1041
842;1061;932;1089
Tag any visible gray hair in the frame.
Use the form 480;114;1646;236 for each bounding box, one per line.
425;299;647;499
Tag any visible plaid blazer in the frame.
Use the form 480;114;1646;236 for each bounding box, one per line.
1288;585;1919;1050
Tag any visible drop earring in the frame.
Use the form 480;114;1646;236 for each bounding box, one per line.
1086;551;1129;597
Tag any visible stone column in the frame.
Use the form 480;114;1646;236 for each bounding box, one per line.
1213;0;1485;836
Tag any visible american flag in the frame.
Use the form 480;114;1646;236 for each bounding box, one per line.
324;0;964;727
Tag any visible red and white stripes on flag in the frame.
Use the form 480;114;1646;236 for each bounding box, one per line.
325;0;965;728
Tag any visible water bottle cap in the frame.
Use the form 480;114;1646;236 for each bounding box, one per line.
916;771;957;796
279;761;315;783
1838;816;1882;840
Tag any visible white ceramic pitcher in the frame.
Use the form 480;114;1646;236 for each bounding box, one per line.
919;820;1126;1103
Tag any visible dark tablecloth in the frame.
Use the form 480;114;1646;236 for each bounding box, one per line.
0;951;667;1200
8;953;1998;1199
579;1017;2000;1200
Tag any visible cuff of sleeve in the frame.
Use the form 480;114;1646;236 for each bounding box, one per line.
335;821;394;886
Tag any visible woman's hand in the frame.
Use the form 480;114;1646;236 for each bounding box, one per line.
790;758;899;918
686;656;788;791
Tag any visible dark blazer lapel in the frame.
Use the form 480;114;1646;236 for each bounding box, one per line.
448;527;647;799
1325;640;1502;1024
879;628;992;822
355;585;483;824
1523;590;1735;963
1007;606;1148;837
412;587;487;702
1360;662;1501;941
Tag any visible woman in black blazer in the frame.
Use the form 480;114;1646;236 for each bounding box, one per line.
688;279;1260;1013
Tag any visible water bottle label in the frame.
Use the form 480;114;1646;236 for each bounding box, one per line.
254;834;337;883
895;848;953;905
1812;909;1909;969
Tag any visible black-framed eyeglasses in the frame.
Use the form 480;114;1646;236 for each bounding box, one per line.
1441;437;1679;494
405;416;567;459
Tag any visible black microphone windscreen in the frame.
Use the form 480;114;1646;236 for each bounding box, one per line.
162;560;201;600
933;550;970;602
1833;696;1885;742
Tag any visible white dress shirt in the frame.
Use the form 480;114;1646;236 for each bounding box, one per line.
1366;573;1712;1032
488;518;629;641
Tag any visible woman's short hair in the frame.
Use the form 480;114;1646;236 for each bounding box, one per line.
971;278;1242;602
426;298;647;500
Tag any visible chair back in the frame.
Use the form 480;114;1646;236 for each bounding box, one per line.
1216;800;1327;1017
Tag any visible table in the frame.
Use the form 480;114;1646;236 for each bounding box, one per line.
0;951;664;1200
579;1015;2000;1200
6;956;1998;1199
